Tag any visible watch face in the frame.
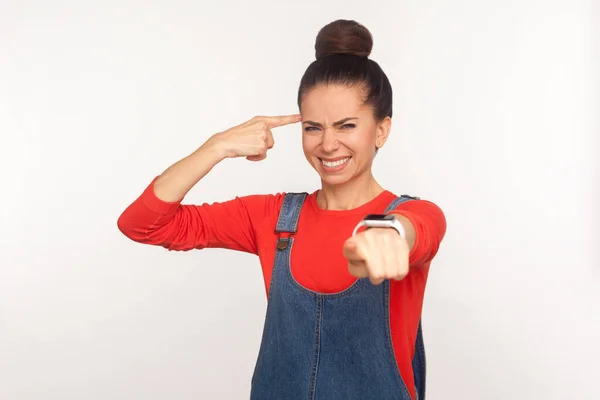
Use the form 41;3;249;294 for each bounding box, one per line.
364;214;395;221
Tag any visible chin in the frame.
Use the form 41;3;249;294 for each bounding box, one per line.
313;162;354;186
320;174;352;187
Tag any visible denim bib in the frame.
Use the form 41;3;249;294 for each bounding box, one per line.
250;193;426;400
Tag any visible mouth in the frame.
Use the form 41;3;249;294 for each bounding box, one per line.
319;157;351;171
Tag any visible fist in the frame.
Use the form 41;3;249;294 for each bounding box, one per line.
343;228;410;285
212;114;301;161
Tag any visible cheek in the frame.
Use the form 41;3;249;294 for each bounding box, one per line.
302;133;320;154
342;129;376;155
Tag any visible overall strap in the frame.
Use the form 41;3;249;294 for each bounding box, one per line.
275;193;308;233
383;194;420;213
275;192;308;250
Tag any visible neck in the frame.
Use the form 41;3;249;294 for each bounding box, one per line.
317;170;384;211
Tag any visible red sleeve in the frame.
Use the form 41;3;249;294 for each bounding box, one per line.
389;199;447;266
117;177;281;253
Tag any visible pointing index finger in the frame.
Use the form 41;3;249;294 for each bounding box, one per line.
343;238;366;262
264;114;302;128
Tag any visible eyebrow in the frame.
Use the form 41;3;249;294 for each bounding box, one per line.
302;117;358;128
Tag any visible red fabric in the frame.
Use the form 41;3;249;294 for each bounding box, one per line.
118;177;447;399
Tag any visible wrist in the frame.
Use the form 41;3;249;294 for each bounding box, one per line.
197;135;230;163
353;214;406;239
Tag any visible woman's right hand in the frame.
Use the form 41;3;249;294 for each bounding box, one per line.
209;114;302;161
149;114;301;203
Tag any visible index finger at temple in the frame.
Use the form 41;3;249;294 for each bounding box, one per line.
264;114;302;128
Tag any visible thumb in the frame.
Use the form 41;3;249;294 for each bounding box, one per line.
343;237;364;262
246;153;267;162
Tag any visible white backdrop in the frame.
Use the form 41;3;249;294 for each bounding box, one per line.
1;1;598;399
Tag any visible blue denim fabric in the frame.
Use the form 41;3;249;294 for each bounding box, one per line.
251;193;425;400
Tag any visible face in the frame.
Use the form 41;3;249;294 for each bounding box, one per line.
300;84;391;187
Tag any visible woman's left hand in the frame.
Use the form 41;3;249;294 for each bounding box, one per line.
343;228;410;285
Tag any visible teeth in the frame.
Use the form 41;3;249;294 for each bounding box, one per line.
322;157;350;168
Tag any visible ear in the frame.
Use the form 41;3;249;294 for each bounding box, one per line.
375;117;392;149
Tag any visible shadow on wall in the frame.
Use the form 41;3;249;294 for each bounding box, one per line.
591;134;600;271
595;131;600;271
595;17;600;272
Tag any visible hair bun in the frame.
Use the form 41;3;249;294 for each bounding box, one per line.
315;19;373;60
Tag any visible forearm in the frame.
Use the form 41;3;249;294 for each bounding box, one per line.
117;138;227;247
389;200;446;266
154;138;227;202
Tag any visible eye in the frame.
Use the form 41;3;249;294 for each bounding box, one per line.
340;123;356;130
304;126;320;132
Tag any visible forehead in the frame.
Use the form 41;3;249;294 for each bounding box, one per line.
300;84;370;120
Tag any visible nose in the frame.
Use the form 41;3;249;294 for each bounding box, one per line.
321;128;339;153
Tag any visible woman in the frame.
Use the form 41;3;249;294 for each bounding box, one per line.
118;19;446;400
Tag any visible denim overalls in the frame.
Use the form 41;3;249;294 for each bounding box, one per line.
250;193;426;400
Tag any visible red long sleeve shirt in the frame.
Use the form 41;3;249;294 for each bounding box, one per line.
118;178;446;399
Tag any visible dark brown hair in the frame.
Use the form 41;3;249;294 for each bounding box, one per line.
297;20;393;121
